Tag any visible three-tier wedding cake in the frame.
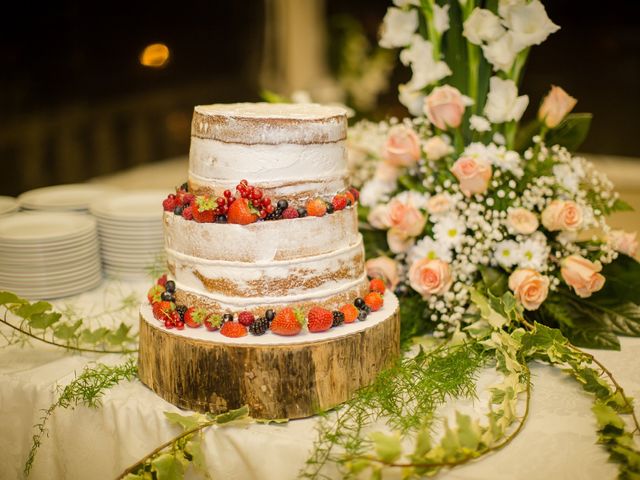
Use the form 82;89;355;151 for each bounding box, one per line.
138;103;400;419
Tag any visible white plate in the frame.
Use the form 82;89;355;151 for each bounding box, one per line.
1;262;102;281
0;234;99;251
0;196;19;215
0;212;96;243
18;184;117;211
0;248;100;268
89;190;166;220
6;275;103;299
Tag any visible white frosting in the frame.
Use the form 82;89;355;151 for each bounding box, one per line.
194;102;347;120
189;138;347;185
139;290;398;346
164;208;359;262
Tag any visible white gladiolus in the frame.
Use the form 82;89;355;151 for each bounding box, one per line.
379;8;419;48
433;4;450;34
463;8;505;45
398;83;426;116
400;35;452;89
501;0;559;48
470;115;491;132
484;76;529;123
482;31;523;72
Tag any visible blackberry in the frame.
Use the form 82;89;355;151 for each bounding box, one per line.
165;280;176;293
161;291;174;302
274;208;283;219
331;311;344;327
358;305;371;321
276;199;289;210
325;202;334;214
265;309;275;322
297;207;307;217
354;297;366;309
180;182;189;192
222;313;234;324
173;205;184;216
266;213;277;220
176;305;188;321
249;317;269;336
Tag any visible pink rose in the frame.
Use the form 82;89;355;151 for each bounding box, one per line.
538;85;577;129
508;268;550;311
409;258;453;297
382;125;421;167
387;228;413;253
609;230;638;257
388;199;426;237
561;255;605;298
373;162;400;183
507;208;539;235
541;200;583;232
450;156;492;196
365;256;400;290
423;136;452;161
426;194;451;215
423;85;466;130
367;204;392;229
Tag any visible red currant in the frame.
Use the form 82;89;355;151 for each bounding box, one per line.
176;321;185;330
266;204;274;214
216;197;226;207
262;197;271;207
220;205;228;214
224;189;232;198
165;319;175;329
240;179;248;186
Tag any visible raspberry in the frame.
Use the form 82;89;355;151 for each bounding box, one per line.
369;278;386;294
220;322;248;338
332;311;345;328
162;195;179;211
238;311;255;327
331;194;348;211
182;206;193;220
306;198;327;217
339;304;358;323
249;317;269;336
307;307;333;333
281;207;299;219
157;274;168;287
364;292;384;312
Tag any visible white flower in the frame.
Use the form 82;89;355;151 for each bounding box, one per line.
494;240;522;268
423;136;453;161
380;8;419;48
553;163;582;194
470;115;491;132
408;236;453;264
398;83;426;116
360;178;396;207
392;190;429;210
493;132;506;145
463;8;505;45
393;0;419;6
518;235;549;270
501;0;560;48
498;150;524;177
482;32;523;72
400;35;452;89
484;76;529;123
433;4;450;34
433;216;466;248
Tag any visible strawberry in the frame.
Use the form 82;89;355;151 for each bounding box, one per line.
152;301;175;321
281;207;299;219
163;194;179;211
182;206;193;220
271;307;304;336
364;292;384;312
157;274;168;287
204;314;222;331
192;196;216;223
237;311;255;327
331;194;348;211
220;322;248;338
227;197;259;225
307;306;333;333
306;198;327;217
184;307;209;328
348;187;359;202
369;278;386;294
344;191;355;206
147;284;165;303
339;304;359;323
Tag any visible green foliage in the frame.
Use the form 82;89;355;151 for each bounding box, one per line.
0;291;138;353
545;113;593;151
398;292;432;347
25;359;138;476
360;228;390;261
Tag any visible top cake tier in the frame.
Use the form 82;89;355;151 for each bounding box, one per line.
189;103;349;200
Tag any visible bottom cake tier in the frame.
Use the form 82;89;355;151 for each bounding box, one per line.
137;291;400;419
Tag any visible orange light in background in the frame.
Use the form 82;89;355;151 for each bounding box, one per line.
139;43;170;68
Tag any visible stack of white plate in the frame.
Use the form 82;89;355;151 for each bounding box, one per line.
0;212;102;299
18;183;116;212
0;196;19;216
89;190;166;279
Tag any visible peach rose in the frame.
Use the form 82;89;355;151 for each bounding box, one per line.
409;258;453;297
561;255;605;298
426;194;451;215
450;156;492;196
508;268;550;311
388;199;426;237
423;136;453;161
382;125;421;167
374;162;400;183
538;85;577;129
367;204;392;229
387;228;413;253
365;256;400;290
541;200;583;232
507;208;539;235
609;230;638;257
423;85;466;130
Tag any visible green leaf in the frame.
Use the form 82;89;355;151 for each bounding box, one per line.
545;113;592;151
122;474;147;480
561;324;620;351
80;327;110;344
370;431;402;463
412;428;432;459
399;293;431;347
592;402;625;430
611;198;634;213
53;320;82;340
260;89;289;103
361;228;390;260
106;323;132;346
164;411;208;431
515;118;542;152
151;453;184;480
28;311;62;330
0;291;26;306
479;267;508;297
214;405;250;425
469;289;507;329
455;412;482;451
14;301;52;319
595;255;640;305
185;438;207;471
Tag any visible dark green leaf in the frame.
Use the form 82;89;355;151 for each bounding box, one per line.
399;293;431;347
515;118;542;152
561;324;620;351
0;291;26;306
611;198;634;213
479;266;508;296
545;113;592;151
594;255;640;305
28;312;62;330
214;405;250;425
361;228;390;260
588;302;640;337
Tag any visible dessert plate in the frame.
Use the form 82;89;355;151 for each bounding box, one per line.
89;191;166;220
0;196;19;216
0;212;96;244
18;184;117;211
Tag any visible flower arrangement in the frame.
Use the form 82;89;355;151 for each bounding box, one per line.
350;0;640;346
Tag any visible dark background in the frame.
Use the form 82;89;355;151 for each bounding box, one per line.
1;0;639;196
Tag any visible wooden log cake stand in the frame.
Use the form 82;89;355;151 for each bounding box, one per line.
137;292;400;419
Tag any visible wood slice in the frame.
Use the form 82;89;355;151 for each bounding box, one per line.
137;296;400;419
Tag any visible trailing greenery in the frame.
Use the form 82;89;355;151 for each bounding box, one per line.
0;291;138;353
25;359;138;476
118;406;252;480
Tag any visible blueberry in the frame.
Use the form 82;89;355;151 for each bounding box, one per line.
354;297;365;309
276;199;288;210
325;202;334;214
222;313;234;323
297;207;307;218
165;280;176;293
265;309;275;321
358;306;370;321
180;182;189;192
173;205;184;216
161;291;174;301
216;215;227;223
